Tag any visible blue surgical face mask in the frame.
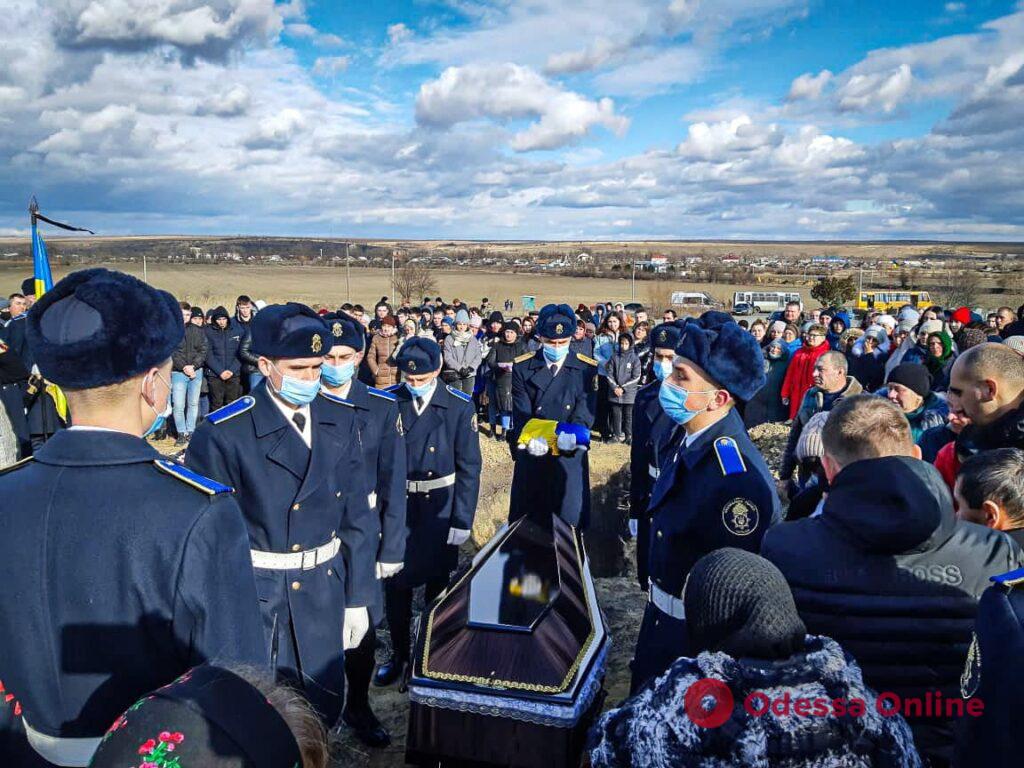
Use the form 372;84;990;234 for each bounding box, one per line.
542;343;570;363
321;360;355;388
270;363;321;406
653;359;673;381
406;378;436;398
142;372;172;438
658;379;717;425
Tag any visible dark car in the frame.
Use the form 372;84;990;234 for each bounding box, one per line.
732;302;755;316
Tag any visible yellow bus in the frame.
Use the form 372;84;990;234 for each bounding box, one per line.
855;290;932;313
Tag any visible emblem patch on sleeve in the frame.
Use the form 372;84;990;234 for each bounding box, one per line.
722;497;759;536
396;413;405;436
960;632;982;698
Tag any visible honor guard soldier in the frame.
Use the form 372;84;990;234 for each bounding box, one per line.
186;302;376;726
374;337;481;688
629;320;685;590
509;303;597;528
319;311;407;747
0;269;265;767
630;311;780;693
955;568;1024;768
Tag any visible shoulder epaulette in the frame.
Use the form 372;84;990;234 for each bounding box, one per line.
0;456;33;476
153;459;233;495
385;384;403;394
576;353;598;366
991;567;1024;588
713;436;747;476
319;391;354;407
207;395;255;425
368;387;397;402
447;385;472;402
514;352;534;364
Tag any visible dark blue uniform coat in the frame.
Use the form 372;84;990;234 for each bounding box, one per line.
321;380;407;624
390;382;481;587
508;350;597;528
0;430;265;765
186;383;377;723
630;409;780;692
629;380;676;590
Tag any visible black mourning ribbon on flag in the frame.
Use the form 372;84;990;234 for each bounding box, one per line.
32;211;95;235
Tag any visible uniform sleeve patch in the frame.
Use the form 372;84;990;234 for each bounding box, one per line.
514;352;535;364
722;497;759;536
447;385;472;402
714;437;747;476
0;456;33;476
154;459;234;495
319;391;354;407
368;387;397;402
576;353;598;366
207;395;255;425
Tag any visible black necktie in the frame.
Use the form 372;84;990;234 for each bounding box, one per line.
550;364;558;376
292;412;306;432
416;396;425;411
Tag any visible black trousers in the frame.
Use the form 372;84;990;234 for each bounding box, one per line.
344;626;376;711
207;375;242;411
609;402;633;440
384;579;447;662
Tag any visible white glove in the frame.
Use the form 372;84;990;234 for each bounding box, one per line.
447;527;471;546
376;561;404;579
628;519;638;538
525;437;549;456
342;606;369;650
557;431;587;453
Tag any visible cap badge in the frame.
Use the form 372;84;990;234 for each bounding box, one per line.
659;331;667;342
332;322;343;338
409;360;416;371
311;334;323;354
555;323;564;334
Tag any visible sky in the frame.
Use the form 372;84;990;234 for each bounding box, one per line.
1;0;1023;241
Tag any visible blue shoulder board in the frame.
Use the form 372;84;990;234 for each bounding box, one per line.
153;459;233;495
319;391;354;407
991;567;1024;588
0;456;33;475
368;387;396;402
385;384;403;394
207;395;255;425
447;385;472;402
713;436;747;476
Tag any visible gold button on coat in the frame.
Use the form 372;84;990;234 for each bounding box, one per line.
291;581;301;591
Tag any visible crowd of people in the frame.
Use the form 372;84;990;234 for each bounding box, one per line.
2;270;1024;768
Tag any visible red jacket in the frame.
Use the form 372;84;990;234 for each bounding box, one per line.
934;441;960;492
780;342;830;420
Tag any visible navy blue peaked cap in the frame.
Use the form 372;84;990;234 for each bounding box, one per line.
321;311;366;352
394;335;441;374
27;268;182;388
536;303;576;340
675;310;766;402
650;320;687;351
249;302;326;358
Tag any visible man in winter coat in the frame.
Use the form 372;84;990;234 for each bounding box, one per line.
605;333;642;443
883;363;949;441
762;395;1022;765
234;294;261;391
949;343;1024;455
779;351;862;487
171;301;208;445
780;323;830;420
203;306;243;410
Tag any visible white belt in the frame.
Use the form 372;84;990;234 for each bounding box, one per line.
649;582;686;619
251;537;341;571
648;463;660;479
406;473;456;493
23;719;101;767
368;491;378;509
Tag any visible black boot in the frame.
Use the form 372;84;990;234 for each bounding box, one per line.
342;706;391;748
373;656;406;688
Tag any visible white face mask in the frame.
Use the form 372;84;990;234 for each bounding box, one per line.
142;372;172;437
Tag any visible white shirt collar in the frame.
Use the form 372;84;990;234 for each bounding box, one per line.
547;355;566;375
268;389;312;448
67;425;131;434
683;420;715;448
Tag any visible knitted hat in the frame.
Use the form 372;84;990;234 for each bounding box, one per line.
897;318;917;334
455;309;471;325
918;319;944;336
864;325;887;345
950;306;972;325
770;320;786;334
1005;336;1024;356
959;328;989;351
684;549;806;660
876;314;897;330
796;411;830;461
888;363;931;399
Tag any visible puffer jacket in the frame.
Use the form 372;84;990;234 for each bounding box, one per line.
762;456;1023;763
366;332;399;387
203;308;242;377
606;348;642;405
589;634;921;768
172;323;208;373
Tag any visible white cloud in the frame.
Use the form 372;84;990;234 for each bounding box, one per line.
197;83;251;116
415;63;629;151
544;38;622;75
787;69;832;101
243;107;306;149
593;45;705;96
312;55;350;77
285;22;344;47
387;23;411;45
837;63;914;113
945;2;965;13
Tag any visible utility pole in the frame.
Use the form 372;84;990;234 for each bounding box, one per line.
631;258;636;302
391;250;396;301
142;251;148;284
346;243;351;303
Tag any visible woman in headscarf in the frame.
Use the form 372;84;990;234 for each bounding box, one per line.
924;330;956;392
743;339;791;427
90;665;328;768
588;550;921;768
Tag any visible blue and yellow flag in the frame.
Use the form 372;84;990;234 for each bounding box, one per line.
28;197;94;421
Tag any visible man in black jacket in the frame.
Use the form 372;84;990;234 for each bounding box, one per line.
203;307;243;410
949;343;1024;455
171;301;208;446
954;448;1024;552
761;394;1022;766
234;295;260;392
